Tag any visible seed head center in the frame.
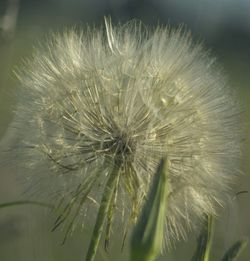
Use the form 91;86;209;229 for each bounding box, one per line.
104;132;135;158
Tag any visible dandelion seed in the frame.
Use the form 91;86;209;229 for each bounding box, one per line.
13;18;241;254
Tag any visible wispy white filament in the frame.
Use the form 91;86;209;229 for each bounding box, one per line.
14;19;241;246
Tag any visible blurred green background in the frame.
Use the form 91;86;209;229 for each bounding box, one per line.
0;0;250;260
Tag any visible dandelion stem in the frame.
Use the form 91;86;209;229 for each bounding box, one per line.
85;160;121;261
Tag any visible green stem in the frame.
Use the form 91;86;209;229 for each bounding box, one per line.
85;160;121;261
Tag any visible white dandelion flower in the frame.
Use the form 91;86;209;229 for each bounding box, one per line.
13;19;241;252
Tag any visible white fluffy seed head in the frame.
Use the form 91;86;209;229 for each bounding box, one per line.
14;19;241;246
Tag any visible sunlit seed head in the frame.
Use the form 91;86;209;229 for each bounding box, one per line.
14;18;242;247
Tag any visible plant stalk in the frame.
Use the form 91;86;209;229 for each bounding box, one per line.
85;160;121;261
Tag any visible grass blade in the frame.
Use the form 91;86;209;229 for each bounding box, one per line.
130;158;169;261
0;200;53;209
221;239;248;261
191;215;214;261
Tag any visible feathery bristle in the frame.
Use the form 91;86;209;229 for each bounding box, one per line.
13;18;242;247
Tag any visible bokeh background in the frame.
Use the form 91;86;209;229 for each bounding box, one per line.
0;0;250;260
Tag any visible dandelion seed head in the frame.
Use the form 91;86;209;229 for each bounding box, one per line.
15;19;241;246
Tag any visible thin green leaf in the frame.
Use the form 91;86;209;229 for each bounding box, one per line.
221;239;248;261
130;158;169;261
0;200;54;209
191;215;214;261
